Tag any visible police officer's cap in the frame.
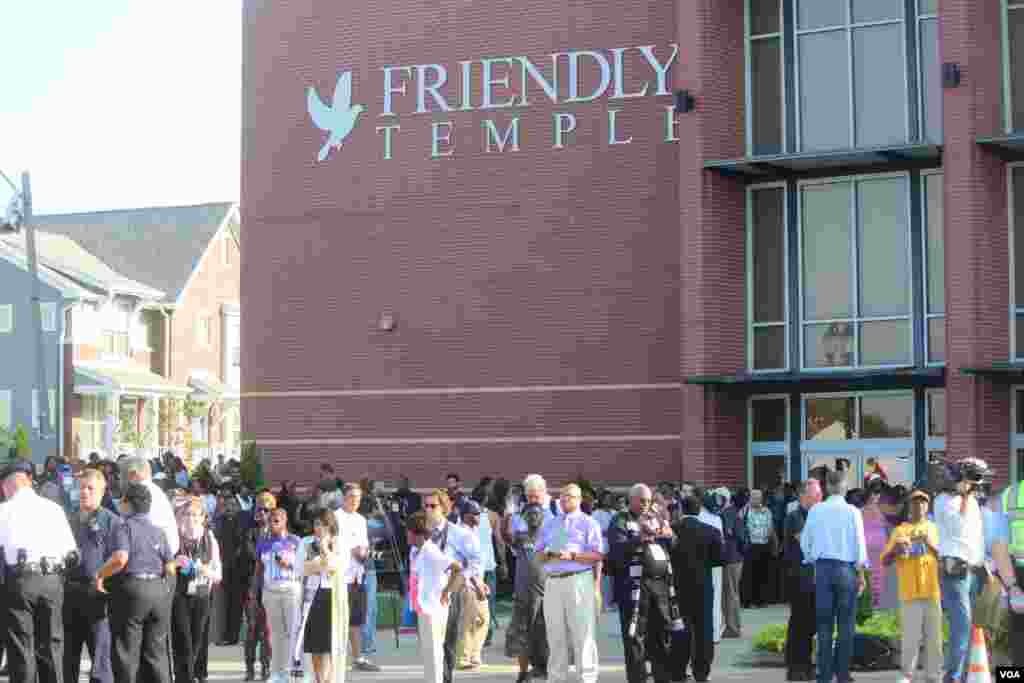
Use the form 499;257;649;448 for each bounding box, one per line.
122;482;153;514
0;460;33;480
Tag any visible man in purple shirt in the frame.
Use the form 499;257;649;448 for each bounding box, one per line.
536;483;604;683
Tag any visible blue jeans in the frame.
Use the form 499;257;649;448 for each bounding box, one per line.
814;560;858;683
940;569;979;682
361;563;378;657
484;570;497;642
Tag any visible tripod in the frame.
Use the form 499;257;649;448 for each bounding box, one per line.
369;493;408;648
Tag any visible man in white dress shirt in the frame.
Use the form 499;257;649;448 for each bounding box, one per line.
408;511;464;683
0;460;78;683
800;470;867;683
120;456;180;555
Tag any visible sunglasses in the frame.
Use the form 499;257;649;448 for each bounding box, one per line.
423;503;440;509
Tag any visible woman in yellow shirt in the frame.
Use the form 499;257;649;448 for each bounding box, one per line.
881;489;942;683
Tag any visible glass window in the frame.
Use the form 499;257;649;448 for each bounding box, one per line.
0;305;11;334
796;0;908;151
754;456;787;490
925;174;944;313
852;0;902;23
919;18;941;142
80;395;107;451
750;0;781;36
853;24;906;147
928;390;945;437
858;177;909;317
919;0;936;14
754;327;787;369
928;318;945;364
860;393;913;438
798;0;846;30
753;188;786;322
752;398;787;441
859;320;911;365
1009;8;1024;131
806;396;855;439
1014;167;1024;358
0;390;10;431
805;322;855;367
751;38;784;155
1017;389;1024;433
1017;449;1024;483
802;176;912;369
799;30;852;151
802;182;853;320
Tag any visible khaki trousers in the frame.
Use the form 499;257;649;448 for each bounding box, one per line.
544;572;599;683
458;587;490;666
263;583;302;677
418;608;448;683
723;562;743;634
900;598;942;681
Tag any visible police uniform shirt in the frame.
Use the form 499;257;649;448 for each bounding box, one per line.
70;507;123;578
0;486;77;565
111;514;173;576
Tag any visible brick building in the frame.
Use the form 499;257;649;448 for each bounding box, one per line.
241;0;1024;491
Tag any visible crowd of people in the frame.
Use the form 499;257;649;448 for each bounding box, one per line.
0;452;1021;683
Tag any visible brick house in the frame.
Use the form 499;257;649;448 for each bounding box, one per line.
35;202;242;461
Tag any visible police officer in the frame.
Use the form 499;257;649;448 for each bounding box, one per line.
0;459;77;683
991;477;1024;665
607;483;678;683
95;481;176;683
65;467;122;683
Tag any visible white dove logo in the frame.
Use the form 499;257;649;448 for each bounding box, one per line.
307;71;366;162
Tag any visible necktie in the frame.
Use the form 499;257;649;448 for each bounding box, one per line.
431;528;442;544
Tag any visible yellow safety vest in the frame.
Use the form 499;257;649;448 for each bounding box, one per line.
1002;483;1024;562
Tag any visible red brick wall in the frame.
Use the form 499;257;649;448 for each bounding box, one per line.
242;0;686;487
941;0;1013;488
170;221;240;388
678;0;747;488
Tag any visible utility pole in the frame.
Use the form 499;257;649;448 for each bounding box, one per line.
20;173;49;441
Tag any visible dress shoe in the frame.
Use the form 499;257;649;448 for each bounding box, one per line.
722;628;742;638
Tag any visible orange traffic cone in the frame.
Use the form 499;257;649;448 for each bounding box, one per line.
966;626;992;683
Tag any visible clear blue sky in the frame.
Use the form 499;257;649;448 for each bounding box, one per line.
0;1;241;215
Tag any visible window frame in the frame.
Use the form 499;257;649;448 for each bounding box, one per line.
924;387;946;454
802;389;916;441
1011;161;1024;361
1012;386;1024;483
793;0;911;152
748;393;791;487
1004;1;1024;133
796;171;915;371
0;389;10;431
0;304;12;334
745;0;788;155
916;2;940;143
921;169;945;366
747;181;790;372
39;302;57;333
79;394;106;452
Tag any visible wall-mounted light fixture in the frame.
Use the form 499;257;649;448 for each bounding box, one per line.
377;312;397;332
942;62;961;89
675;89;696;113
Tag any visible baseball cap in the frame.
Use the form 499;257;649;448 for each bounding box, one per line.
462;500;482;517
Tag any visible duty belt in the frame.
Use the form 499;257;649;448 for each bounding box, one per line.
549;570;590;579
9;561;66;576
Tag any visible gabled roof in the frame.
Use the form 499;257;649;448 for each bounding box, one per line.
34;202;237;304
0;239;99;301
0;231;164;300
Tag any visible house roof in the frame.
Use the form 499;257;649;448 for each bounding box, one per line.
74;362;192;396
1;231;164;300
0;239;100;301
34;202;237;304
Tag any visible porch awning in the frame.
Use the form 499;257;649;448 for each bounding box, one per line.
74;363;192;396
188;374;238;401
704;143;941;179
684;367;945;394
960;362;1024;381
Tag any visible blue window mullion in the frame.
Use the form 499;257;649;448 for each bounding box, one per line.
909;170;925;368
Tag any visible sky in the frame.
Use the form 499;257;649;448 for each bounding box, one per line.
0;1;242;215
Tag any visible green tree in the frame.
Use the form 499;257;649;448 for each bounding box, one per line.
12;424;31;461
239;439;265;491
